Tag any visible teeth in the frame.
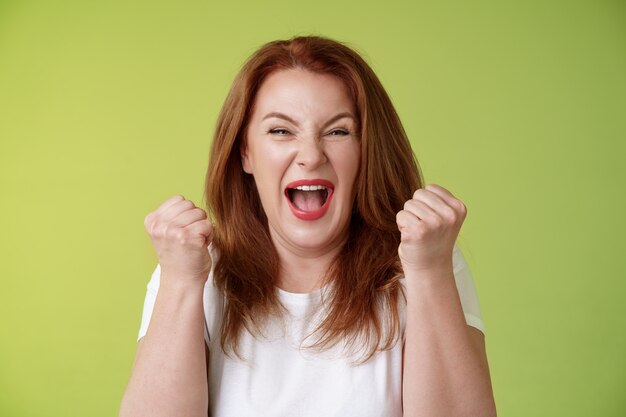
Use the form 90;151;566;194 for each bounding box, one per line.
294;185;327;191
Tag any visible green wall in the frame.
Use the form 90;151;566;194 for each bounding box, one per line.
1;0;624;416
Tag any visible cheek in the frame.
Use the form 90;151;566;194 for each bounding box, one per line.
261;146;296;180
339;144;361;182
250;144;295;189
264;145;294;166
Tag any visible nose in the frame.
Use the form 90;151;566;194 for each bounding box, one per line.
295;136;327;170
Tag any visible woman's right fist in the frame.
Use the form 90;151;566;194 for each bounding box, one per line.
144;195;213;283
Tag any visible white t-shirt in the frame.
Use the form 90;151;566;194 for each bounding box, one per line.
137;244;485;417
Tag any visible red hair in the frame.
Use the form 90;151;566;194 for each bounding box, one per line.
204;35;423;362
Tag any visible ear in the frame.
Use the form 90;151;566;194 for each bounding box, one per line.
240;141;253;174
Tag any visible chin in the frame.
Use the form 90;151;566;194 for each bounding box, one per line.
293;238;343;254
267;202;352;252
290;219;350;251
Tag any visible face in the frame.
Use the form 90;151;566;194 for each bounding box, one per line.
242;68;361;256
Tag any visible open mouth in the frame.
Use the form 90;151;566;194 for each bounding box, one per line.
287;185;330;211
284;180;335;221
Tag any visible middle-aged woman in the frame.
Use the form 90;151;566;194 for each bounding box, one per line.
120;35;497;417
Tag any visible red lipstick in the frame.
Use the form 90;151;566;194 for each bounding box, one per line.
284;179;335;221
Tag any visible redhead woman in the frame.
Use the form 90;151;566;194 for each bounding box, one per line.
119;35;497;417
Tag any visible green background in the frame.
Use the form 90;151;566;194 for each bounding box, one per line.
1;0;624;416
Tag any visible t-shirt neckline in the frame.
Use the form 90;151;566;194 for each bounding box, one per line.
276;285;326;302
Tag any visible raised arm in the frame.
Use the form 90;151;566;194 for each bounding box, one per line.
396;185;496;417
119;195;214;417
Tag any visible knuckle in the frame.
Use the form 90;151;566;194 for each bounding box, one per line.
194;208;207;218
400;228;412;241
191;236;206;249
403;199;418;211
413;225;427;239
442;206;456;220
162;195;184;209
445;216;457;226
148;223;165;239
163;223;177;238
175;229;188;244
403;224;425;240
148;219;162;236
181;200;195;209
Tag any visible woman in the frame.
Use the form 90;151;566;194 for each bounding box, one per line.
120;35;496;417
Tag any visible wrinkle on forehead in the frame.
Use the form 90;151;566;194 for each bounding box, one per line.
250;68;356;128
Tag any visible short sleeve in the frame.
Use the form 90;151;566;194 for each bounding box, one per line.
136;244;222;345
136;263;161;342
452;244;486;334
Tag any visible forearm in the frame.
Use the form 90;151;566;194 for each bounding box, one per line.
402;268;496;417
119;276;208;417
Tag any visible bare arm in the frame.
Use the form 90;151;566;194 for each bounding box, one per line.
119;277;208;417
120;195;214;417
396;184;496;416
402;268;496;417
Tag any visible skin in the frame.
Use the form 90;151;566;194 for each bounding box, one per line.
398;185;497;416
120;68;496;417
242;68;361;293
120;195;212;417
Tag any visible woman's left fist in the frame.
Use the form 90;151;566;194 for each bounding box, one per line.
396;184;467;273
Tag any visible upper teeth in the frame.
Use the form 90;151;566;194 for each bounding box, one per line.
294;185;327;191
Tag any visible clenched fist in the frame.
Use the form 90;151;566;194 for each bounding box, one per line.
396;184;467;274
144;195;214;283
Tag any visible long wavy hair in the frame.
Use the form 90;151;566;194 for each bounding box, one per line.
204;35;423;362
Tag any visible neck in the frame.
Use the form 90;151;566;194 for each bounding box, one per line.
270;233;347;294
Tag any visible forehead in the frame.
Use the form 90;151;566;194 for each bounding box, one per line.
250;68;356;121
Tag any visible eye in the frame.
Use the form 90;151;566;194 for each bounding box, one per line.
324;128;352;141
268;128;291;136
328;129;350;136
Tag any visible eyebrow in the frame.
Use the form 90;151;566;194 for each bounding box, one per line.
261;111;356;128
